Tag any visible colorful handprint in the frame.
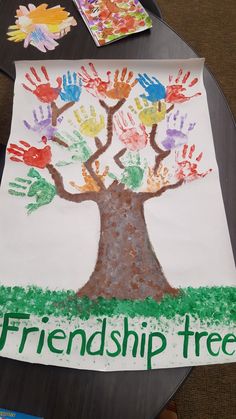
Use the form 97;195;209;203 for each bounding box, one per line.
161;111;196;150
23;105;63;141
146;164;170;193
8;168;56;214
137;73;166;103
175;144;212;182
70;161;109;192
7;141;51;169
60;71;82;102
114;111;148;151
74;106;105;137
130;98;167;126
120;152;147;190
78;63;111;98
22;66;62;103
166;69;201;103
55;129;92;166
106;68;138;100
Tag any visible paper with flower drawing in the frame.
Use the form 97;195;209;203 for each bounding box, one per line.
0;59;235;371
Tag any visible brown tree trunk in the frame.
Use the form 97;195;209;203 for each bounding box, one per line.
77;182;178;301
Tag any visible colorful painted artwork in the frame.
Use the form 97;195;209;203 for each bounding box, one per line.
74;0;152;46
7;4;77;52
0;59;235;371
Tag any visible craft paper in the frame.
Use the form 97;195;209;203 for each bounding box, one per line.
73;0;152;46
7;3;77;53
0;59;235;371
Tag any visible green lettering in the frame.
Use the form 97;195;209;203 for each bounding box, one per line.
19;326;39;353
106;330;121;357
147;332;166;370
0;312;30;351
87;319;106;356
66;328;86;355
48;329;66;354
206;333;222;356
222;333;236;355
195;331;208;356
122;317;138;357
177;315;194;358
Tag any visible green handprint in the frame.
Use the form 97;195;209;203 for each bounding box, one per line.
55;130;92;167
8;168;56;214
120;152;147;190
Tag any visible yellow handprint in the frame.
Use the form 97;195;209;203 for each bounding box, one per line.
70;161;109;192
74;105;105;137
146;163;170;192
130;98;166;127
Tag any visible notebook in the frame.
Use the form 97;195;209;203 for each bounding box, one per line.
73;0;152;46
0;408;43;419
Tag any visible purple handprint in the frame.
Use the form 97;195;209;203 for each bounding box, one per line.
23;105;63;142
161;111;196;150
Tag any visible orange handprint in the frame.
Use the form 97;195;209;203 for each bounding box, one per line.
22;66;62;103
7;140;52;169
166;69;201;104
105;68;138;100
70;161;109;192
175;144;212;182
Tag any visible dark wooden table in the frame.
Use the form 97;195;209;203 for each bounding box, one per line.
0;1;235;418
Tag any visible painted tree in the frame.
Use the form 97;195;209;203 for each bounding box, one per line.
7;63;211;301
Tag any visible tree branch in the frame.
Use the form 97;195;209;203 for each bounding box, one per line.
51;136;69;148
150;123;171;173
83;99;126;190
51;101;75;127
139;179;184;202
46;163;98;203
114;148;126;169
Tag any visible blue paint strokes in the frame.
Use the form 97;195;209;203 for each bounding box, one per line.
137;73;166;102
60;71;82;102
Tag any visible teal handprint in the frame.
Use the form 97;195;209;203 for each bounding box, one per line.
55;130;92;166
60;71;82;102
120;152;147;190
8;168;56;214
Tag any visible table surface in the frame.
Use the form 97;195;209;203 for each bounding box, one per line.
0;1;235;419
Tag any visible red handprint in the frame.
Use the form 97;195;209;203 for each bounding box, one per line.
78;63;111;98
114;111;148;151
175;144;212;182
166;69;201;104
7;141;51;169
22;66;62;103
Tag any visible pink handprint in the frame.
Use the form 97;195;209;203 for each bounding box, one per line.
7;141;51;169
78;62;111;98
175;144;212;182
166;69;201;104
22;66;62;103
114;111;148;151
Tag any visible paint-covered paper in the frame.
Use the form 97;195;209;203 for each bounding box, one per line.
0;59;235;371
73;0;152;46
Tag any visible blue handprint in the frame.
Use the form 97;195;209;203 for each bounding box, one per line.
60;71;82;102
137;73;166;103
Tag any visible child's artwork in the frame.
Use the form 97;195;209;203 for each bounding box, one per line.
0;59;235;371
74;0;152;46
0;408;43;419
7;3;77;52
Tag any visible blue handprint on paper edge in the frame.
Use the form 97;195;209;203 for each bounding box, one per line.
60;71;82;102
137;73;166;103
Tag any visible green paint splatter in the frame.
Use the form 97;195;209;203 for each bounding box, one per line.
0;285;235;324
8;169;56;214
